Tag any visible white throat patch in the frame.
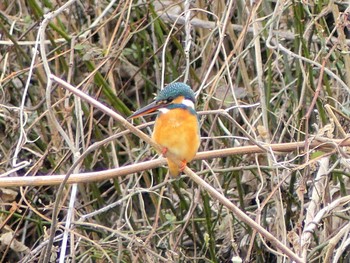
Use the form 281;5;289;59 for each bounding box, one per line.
158;108;170;114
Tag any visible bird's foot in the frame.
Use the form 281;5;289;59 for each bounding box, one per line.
179;160;187;172
161;147;168;156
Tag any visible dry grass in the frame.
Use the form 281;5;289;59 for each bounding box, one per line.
1;0;350;262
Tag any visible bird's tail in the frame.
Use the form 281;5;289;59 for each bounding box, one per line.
167;159;180;177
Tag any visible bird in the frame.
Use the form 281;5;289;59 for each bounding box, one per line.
129;82;200;176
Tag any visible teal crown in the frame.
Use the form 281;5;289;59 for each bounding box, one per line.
156;82;195;103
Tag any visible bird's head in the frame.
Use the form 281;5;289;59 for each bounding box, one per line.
129;82;196;119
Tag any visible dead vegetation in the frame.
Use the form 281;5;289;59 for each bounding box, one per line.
1;0;350;262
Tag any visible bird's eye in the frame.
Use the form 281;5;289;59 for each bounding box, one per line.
166;97;173;103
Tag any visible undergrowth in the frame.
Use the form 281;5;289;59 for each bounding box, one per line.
1;1;350;262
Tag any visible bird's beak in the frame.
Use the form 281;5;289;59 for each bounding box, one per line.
128;101;167;119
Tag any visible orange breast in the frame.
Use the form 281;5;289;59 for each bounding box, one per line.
152;108;200;176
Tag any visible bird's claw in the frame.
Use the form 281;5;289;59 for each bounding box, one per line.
161;147;168;156
179;160;187;172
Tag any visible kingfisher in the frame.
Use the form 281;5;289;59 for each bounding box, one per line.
129;82;200;176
